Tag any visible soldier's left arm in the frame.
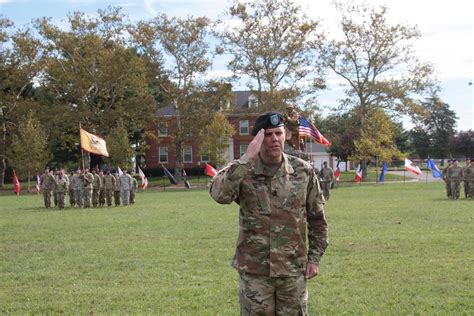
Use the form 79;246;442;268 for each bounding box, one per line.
306;168;329;265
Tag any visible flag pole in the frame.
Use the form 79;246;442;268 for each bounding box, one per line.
79;123;84;170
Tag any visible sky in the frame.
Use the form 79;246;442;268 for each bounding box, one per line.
1;0;472;131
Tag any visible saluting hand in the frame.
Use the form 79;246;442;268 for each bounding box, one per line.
246;129;264;161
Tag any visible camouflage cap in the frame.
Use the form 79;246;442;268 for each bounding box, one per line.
251;112;285;136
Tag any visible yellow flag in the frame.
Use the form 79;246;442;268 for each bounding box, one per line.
80;128;109;157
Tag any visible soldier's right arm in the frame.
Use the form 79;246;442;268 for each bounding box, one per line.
209;155;251;204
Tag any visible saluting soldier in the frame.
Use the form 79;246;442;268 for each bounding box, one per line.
40;167;55;208
209;112;328;314
81;168;94;208
91;169;102;207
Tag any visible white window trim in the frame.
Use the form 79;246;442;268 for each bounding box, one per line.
158;126;168;137
200;154;210;163
239;120;249;135
240;144;248;157
159;146;168;163
182;146;193;163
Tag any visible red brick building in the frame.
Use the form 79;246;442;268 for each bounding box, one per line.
144;91;260;170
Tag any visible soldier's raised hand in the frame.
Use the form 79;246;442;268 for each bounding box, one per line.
246;129;264;161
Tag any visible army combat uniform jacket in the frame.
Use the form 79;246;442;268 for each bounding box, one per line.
210;153;328;277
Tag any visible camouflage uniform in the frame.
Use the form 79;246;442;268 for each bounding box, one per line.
103;172;116;206
40;170;55;208
130;176;138;205
81;170;94;208
463;161;474;198
113;173;121;206
209;153;328;315
54;175;69;209
68;172;75;206
70;171;83;207
318;164;335;201
442;162;453;198
92;171;102;207
119;172;133;206
98;171;106;206
447;164;463;199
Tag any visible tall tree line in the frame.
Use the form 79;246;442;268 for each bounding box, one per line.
0;0;464;185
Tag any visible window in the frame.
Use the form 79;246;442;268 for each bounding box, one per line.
159;147;168;163
248;95;258;108
158;126;168;137
182;146;193;163
240;144;248;157
201;153;210;162
239;120;249;135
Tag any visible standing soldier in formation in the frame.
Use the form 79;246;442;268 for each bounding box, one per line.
113;170;121;206
319;161;335;201
130;175;138;205
81;168;94;208
463;159;474;199
40;167;55;208
54;172;69;209
119;169;133;206
91;169;102;207
52;169;59;207
103;170;116;206
442;160;453;198
98;170;106;207
446;160;464;199
68;171;75;207
71;169;82;207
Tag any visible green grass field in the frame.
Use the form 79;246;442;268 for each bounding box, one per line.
1;182;473;314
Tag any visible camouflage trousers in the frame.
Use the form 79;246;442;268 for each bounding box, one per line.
73;189;82;207
320;181;331;201
57;192;66;209
239;272;307;316
121;189;130;206
92;189;100;207
449;180;461;199
99;189;106;206
69;189;74;206
445;180;451;198
114;191;121;206
105;189;113;206
42;189;52;208
83;187;93;207
130;190;136;204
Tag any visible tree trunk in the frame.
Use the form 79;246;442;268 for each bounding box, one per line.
174;138;182;184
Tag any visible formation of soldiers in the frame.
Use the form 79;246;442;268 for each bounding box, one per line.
442;159;474;199
39;167;139;209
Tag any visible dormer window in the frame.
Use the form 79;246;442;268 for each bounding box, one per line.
248;95;258;108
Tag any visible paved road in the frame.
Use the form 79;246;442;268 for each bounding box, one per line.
387;171;443;182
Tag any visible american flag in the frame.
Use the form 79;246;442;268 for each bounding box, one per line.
298;116;331;146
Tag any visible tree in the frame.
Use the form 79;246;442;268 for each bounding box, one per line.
200;112;236;165
350;108;402;170
8;111;50;191
321;1;437;177
409;96;458;159
215;0;326;111
33;7;158;165
107;120;134;170
141;14;228;179
451;130;473;159
0;17;44;186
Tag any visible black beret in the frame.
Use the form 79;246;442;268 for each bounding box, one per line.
251;112;285;136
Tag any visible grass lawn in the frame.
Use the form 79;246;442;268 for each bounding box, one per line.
1;182;473;314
